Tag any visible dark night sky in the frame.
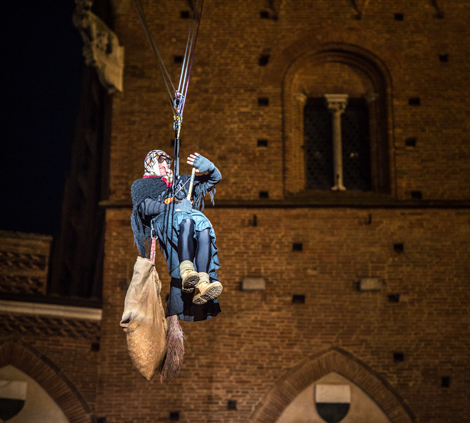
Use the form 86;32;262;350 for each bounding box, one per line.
0;0;83;236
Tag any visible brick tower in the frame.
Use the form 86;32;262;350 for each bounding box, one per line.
1;1;469;422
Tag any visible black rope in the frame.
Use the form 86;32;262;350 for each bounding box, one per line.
173;0;205;178
131;1;206;279
132;0;175;113
132;0;205;179
173;118;181;178
178;0;205;113
178;0;204;102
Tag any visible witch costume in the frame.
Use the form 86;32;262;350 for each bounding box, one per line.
131;150;222;321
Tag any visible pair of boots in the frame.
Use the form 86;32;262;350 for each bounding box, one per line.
180;260;223;305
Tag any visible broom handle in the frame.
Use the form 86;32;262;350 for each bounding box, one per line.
187;168;196;200
150;219;157;262
150;237;157;262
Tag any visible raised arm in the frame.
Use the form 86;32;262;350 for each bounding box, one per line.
187;153;222;194
139;198;168;218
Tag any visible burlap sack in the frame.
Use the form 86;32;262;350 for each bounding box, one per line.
120;256;167;380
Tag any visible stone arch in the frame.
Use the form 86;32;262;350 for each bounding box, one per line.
0;341;94;423
265;26;401;89
248;347;415;423
267;27;399;196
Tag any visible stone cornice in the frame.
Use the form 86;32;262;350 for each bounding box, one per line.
99;198;470;210
0;300;102;321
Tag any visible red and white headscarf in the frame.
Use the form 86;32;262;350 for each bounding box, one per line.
143;149;173;185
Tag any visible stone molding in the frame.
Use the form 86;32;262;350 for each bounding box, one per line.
0;300;102;321
248;347;415;423
325;94;349;113
73;0;124;93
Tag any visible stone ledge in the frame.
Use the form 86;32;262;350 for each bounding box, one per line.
0;300;102;321
99;198;470;210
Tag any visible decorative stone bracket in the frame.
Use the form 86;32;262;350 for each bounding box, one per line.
73;0;124;93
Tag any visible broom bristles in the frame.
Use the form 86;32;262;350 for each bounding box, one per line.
160;314;184;383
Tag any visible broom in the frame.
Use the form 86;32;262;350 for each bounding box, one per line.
160;168;196;383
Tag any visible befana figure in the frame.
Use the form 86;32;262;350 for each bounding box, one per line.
131;149;223;321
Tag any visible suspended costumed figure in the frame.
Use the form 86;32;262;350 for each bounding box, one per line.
122;149;223;382
130;149;223;317
122;0;212;382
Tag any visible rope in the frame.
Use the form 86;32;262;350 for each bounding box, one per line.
132;0;205;120
172;0;205;178
178;0;205;115
132;0;176;114
132;0;205;188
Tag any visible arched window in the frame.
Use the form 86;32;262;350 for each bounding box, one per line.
283;47;392;197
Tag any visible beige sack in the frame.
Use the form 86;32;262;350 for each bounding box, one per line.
120;256;167;380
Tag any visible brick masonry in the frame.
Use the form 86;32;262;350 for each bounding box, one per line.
0;339;98;423
1;1;470;422
102;1;470;421
98;206;469;422
0;231;101;420
0;231;52;296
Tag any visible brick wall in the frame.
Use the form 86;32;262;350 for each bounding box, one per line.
0;334;100;421
109;0;470;202
98;206;469;422
0;230;101;421
96;1;470;422
2;1;467;422
0;231;52;296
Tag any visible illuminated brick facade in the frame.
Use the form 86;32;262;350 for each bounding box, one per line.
97;1;470;421
1;1;470;422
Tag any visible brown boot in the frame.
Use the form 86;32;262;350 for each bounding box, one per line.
192;272;223;305
180;260;199;293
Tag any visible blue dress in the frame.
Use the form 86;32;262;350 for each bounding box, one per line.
131;167;222;321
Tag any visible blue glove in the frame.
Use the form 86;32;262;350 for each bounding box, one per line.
193;155;215;173
178;198;193;213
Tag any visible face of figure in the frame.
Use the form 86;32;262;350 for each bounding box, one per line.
158;159;170;176
144;150;173;179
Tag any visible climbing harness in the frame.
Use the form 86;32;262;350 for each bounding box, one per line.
132;0;205;178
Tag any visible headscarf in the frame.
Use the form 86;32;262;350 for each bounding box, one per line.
143;149;173;185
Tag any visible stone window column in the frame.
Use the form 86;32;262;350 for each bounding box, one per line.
325;94;349;191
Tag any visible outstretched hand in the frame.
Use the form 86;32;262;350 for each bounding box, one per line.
187;153;200;172
186;153;215;173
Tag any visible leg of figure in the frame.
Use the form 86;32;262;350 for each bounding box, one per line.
192;228;223;305
178;218;195;263
194;228;211;273
178;218;199;293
